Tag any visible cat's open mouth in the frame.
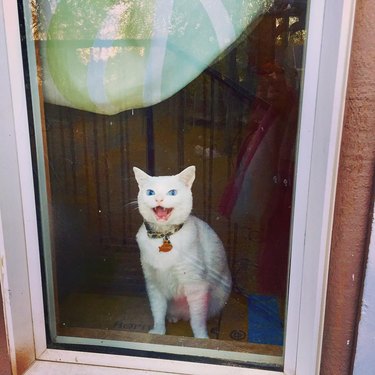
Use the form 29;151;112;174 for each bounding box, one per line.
153;206;173;221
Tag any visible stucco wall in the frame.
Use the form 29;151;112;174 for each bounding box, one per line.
320;0;375;373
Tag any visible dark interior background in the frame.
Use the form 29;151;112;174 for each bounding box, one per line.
41;2;306;331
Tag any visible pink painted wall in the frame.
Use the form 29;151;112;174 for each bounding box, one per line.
320;0;375;373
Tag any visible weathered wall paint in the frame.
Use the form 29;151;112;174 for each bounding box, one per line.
320;0;375;374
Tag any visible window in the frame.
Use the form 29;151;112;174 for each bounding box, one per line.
0;0;356;374
26;0;308;368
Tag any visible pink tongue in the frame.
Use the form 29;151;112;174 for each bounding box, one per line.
154;207;170;219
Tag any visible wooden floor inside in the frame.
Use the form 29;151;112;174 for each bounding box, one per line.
58;291;283;358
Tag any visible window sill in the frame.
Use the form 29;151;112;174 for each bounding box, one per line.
25;349;280;375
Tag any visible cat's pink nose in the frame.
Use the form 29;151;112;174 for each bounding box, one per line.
155;196;164;203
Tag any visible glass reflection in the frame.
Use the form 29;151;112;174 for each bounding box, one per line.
26;0;307;367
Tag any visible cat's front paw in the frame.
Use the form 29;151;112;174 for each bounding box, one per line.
148;326;166;335
194;332;209;339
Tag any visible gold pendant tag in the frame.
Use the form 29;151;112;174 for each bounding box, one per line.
159;239;173;252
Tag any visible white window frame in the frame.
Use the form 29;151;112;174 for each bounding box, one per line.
0;0;356;374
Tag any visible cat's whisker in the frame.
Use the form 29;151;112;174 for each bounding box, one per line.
124;200;138;208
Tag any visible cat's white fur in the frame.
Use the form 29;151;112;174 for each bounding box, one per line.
133;166;232;338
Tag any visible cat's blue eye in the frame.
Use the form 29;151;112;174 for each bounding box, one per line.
146;189;155;196
167;189;177;196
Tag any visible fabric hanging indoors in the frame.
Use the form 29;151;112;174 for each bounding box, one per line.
37;0;273;115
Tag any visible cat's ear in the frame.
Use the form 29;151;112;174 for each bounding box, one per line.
133;167;150;186
178;166;195;188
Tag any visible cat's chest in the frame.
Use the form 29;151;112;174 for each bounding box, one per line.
138;233;192;269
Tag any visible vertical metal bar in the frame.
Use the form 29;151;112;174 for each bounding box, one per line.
92;114;103;243
124;113;132;242
119;112;125;245
103;117;112;246
67;108;77;200
81;112;91;228
120;112;128;245
58;106;68;192
202;74;208;220
208;75;215;225
177;90;185;170
146;107;155;175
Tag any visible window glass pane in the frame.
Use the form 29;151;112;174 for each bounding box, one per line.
23;0;309;369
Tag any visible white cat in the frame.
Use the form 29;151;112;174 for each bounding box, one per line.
133;166;232;339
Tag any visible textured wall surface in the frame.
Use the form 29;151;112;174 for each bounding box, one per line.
320;0;375;373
